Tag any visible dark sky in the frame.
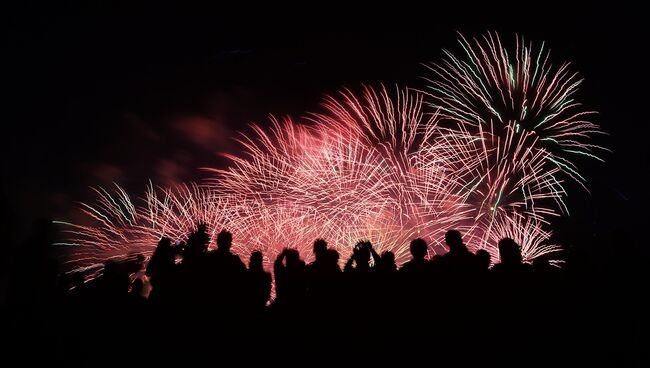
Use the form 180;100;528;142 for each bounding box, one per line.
3;4;648;248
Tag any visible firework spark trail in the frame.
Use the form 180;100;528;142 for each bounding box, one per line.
213;87;478;258
57;33;603;280
422;31;605;250
487;212;562;265
423;31;605;189
55;183;247;280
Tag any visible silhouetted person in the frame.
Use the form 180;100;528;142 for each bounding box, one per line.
377;250;398;314
476;249;491;273
473;249;493;315
429;230;479;317
344;241;381;319
431;229;479;296
379;251;398;274
433;230;477;274
210;230;246;271
326;248;341;271
146;237;176;305
491;238;533;311
399;238;429;275
311;238;328;264
345;241;380;272
273;248;307;310
177;224;212;310
182;223;210;267
397;238;431;313
306;239;336;295
247;251;272;312
306;239;342;318
492;238;531;275
205;229;247;311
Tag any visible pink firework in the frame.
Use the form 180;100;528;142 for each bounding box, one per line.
58;33;605;279
210;86;473;264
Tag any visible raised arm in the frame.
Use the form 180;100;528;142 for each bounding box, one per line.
368;242;381;266
344;253;355;273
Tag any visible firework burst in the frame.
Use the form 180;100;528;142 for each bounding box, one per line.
423;31;605;189
58;32;604;279
422;31;606;250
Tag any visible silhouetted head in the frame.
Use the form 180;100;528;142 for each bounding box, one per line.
186;224;210;255
409;238;428;260
380;251;397;271
285;248;301;268
157;237;172;251
445;230;464;251
326;248;340;265
476;249;491;271
250;251;264;271
313;238;328;261
217;230;233;252
381;251;395;265
498;238;522;265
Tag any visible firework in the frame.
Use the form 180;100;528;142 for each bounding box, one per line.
422;31;605;249
423;31;605;189
58;33;603;279
487;212;561;264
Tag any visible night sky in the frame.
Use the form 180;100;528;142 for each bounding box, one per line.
3;4;648;251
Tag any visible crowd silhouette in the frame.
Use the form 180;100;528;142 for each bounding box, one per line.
3;222;648;365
